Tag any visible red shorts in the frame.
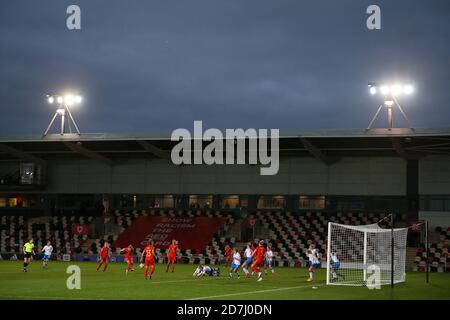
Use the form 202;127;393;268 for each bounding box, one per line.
145;259;155;266
168;255;176;262
101;255;108;261
125;256;133;263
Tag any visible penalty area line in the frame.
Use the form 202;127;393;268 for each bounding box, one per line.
187;283;327;300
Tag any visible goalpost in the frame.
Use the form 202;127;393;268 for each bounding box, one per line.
326;222;408;286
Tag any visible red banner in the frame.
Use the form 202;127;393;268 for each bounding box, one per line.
114;216;225;250
71;224;89;235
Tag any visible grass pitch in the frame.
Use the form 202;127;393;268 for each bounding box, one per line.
0;261;448;300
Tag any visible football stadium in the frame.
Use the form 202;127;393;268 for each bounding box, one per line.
0;129;449;300
0;1;449;307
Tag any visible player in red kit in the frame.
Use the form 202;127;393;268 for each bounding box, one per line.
120;245;134;275
224;244;232;267
166;239;179;273
96;242;110;272
251;240;266;282
140;240;156;280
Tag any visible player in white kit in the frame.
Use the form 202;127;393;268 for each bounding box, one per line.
229;248;241;279
242;243;253;278
264;245;275;274
330;250;341;282
307;244;320;282
41;240;53;269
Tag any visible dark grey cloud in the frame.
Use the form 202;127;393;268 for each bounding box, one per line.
0;0;449;135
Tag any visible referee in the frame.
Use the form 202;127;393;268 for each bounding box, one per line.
23;239;35;272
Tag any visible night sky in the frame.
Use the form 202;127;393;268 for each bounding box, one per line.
0;0;449;135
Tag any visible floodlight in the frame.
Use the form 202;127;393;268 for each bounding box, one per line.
403;84;414;95
64;95;75;105
366;81;414;131
43;92;82;136
391;84;402;96
380;85;390;95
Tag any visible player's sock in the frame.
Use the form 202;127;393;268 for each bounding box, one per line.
243;267;248;274
309;272;314;279
103;262;108;272
172;264;175;272
258;272;262;278
150;265;155;277
96;262;102;271
144;266;149;278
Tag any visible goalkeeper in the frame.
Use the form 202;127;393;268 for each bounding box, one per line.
330;250;341;282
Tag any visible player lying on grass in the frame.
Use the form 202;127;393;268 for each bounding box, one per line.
264;245;275;275
193;264;220;277
120;245;135;275
22;239;35;272
140;239;156;280
96;242;110;272
166;239;179;273
251;240;266;282
307;244;321;282
229;248;241;279
41;240;53;269
242;242;253;278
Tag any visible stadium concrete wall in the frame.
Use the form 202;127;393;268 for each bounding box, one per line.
419;156;450;195
418;211;450;228
42;156;406;196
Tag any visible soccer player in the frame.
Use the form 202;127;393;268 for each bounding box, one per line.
251;240;266;282
166;239;179;273
41;240;53;269
330;250;340;282
242;242;253;278
264;245;275;274
120;245;135;275
224;244;232;267
229;248;241;279
140;239;156;280
193;264;217;277
193;264;205;277
307;244;321;282
22;239;35;272
96;242;110;272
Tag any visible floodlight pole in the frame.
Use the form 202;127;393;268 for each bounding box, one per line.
43;103;81;136
366;95;414;131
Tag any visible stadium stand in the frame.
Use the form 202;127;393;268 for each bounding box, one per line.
2;211;448;272
412;226;450;273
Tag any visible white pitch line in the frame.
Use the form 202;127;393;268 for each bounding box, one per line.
187;283;326;300
0;295;104;300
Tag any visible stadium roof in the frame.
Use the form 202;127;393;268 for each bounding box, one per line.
0;128;449;165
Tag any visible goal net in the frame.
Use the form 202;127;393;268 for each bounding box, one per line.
326;222;408;286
